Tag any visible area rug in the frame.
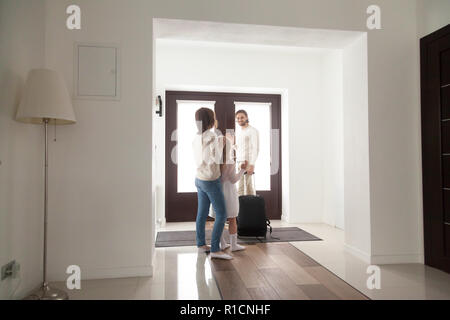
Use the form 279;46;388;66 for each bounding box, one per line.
155;227;321;247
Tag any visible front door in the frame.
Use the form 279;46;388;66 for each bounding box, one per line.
421;24;450;274
165;91;281;222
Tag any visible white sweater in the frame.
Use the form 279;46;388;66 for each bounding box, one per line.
209;165;245;218
236;125;259;165
192;130;224;181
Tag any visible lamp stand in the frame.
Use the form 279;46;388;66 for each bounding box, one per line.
27;119;68;300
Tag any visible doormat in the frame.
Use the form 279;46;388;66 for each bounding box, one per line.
155;227;321;247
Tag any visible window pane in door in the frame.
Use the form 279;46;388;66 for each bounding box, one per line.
177;100;215;193
234;102;271;191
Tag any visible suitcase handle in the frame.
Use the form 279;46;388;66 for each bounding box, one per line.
243;169;256;196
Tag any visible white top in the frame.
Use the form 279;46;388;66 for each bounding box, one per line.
192;129;224;181
236;125;259;165
210;165;245;218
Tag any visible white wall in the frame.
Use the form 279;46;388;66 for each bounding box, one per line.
343;35;372;260
417;0;450;38
366;2;423;264
43;0;153;280
321;50;344;229
0;0;46;299
155;39;345;226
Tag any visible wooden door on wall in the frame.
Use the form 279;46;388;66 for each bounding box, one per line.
165;91;281;222
421;24;450;274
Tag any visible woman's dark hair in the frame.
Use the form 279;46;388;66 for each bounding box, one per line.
195;108;215;134
235;109;249;123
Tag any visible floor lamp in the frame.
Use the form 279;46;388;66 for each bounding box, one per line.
16;69;76;300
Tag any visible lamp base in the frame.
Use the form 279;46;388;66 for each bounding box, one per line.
26;284;69;300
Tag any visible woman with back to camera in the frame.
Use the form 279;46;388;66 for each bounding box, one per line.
192;108;232;260
209;131;247;252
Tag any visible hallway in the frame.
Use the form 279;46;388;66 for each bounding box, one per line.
48;222;450;300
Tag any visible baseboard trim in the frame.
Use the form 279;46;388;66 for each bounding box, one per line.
47;265;153;282
370;253;424;265
344;243;424;265
344;243;371;264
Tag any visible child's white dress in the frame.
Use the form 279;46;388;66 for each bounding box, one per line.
209;164;245;218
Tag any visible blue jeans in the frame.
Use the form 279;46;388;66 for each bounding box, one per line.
195;178;227;253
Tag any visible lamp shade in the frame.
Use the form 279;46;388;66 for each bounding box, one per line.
16;69;76;125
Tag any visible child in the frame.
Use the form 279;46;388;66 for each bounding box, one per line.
209;133;247;252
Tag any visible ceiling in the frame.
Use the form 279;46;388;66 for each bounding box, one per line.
154;18;364;49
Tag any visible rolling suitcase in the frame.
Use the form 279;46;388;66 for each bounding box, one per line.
237;173;273;238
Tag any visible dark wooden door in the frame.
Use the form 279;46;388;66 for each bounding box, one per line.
165;91;281;222
421;24;450;274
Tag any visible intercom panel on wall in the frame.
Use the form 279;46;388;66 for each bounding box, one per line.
74;43;120;100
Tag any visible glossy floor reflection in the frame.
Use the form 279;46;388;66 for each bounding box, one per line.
50;246;221;300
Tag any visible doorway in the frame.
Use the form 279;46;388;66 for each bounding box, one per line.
154;19;371;264
165;91;281;222
421;24;450;274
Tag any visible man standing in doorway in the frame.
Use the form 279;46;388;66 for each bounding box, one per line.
235;110;259;196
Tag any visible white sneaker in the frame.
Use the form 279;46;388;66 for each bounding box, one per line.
231;243;246;252
210;252;233;260
229;233;246;252
198;245;211;253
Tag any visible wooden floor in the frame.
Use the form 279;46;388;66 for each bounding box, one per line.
209;242;368;300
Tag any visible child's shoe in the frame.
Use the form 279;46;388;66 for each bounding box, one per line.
230;233;246;252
